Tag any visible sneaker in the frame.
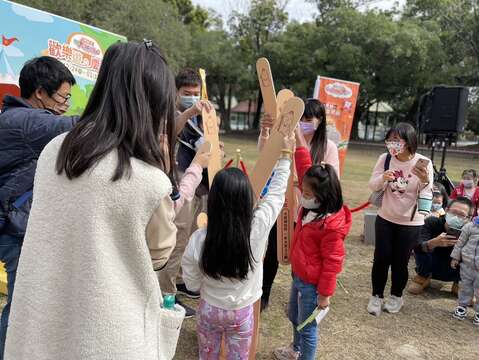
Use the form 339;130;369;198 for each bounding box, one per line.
451;282;459;297
176;299;196;318
453;305;467;320
176;283;200;299
383;295;404;314
367;295;383;316
473;313;479;326
273;345;300;360
407;275;431;295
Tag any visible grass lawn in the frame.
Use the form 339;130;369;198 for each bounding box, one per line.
177;134;479;360
1;134;478;359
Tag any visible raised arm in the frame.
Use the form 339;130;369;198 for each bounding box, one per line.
253;135;295;234
26;112;79;156
257;113;275;152
176;100;213;135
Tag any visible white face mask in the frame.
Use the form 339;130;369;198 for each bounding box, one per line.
300;195;319;210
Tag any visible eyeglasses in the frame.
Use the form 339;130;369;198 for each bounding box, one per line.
447;210;470;220
53;92;71;105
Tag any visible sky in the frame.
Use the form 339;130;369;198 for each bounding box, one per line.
191;0;407;23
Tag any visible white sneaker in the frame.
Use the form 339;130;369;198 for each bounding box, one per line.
273;345;300;360
383;295;404;313
453;306;467;321
367;295;383;316
473;312;479;326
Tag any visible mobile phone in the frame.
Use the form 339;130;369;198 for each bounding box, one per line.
415;158;430;170
446;228;461;239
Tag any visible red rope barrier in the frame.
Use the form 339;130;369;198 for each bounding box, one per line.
350;202;371;213
224;159;234;169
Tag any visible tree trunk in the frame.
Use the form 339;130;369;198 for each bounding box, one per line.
226;84;233;132
253;90;263;130
217;78;229;131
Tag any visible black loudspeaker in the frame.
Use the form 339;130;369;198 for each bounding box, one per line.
420;86;469;134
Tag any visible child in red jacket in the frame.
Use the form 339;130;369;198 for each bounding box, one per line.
274;129;352;360
450;169;479;216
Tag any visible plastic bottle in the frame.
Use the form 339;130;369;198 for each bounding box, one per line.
163;294;176;310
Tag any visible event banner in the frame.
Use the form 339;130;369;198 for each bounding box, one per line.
0;0;126;114
313;76;360;174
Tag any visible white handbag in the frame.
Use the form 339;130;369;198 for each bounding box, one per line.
158;294;186;360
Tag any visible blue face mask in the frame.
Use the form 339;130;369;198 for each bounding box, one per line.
445;213;465;230
179;95;200;110
431;203;443;212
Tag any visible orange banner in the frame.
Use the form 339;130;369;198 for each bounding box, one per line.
313;76;360;175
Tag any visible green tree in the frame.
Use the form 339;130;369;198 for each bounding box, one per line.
186;30;245;130
230;0;288;128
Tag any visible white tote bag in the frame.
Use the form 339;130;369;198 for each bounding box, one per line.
158;293;186;360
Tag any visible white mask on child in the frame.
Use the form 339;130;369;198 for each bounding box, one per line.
301;196;319;210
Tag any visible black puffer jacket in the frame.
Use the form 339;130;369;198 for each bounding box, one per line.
0;95;78;240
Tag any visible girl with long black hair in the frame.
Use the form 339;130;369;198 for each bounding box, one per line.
182;136;294;360
5;41;180;360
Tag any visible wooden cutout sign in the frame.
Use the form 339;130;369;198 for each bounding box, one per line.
275;89;296;265
202;107;221;189
276;89;294;109
250;97;305;199
199;68;208;100
256;58;277;120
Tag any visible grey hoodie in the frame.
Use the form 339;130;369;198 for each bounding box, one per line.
451;222;479;269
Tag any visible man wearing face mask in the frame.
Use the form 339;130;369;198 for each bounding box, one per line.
408;197;473;296
0;56;78;358
157;68;215;318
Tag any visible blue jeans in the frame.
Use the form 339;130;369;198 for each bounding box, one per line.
0;235;22;360
414;247;460;283
288;274;319;360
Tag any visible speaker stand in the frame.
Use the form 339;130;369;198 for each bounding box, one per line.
429;134;455;195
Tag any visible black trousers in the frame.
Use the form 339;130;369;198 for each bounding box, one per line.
372;216;421;298
262;223;278;304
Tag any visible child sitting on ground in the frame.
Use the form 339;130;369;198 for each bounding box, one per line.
181;135;294;360
450;169;479;216
274;127;352;360
451;216;479;326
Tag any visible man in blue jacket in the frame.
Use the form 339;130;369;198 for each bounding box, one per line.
0;56;78;358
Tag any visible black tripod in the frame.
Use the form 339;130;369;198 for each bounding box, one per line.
429;134;456;195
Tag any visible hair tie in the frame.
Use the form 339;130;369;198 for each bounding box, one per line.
143;39;153;50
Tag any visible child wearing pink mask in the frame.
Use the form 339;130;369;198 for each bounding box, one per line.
450;169;479;216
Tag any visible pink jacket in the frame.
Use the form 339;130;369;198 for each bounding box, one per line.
369;153;434;226
174;163;203;214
